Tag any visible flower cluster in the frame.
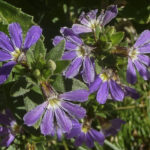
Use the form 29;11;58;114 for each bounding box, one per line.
0;3;149;149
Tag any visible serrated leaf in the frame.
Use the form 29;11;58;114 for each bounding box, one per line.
110;32;124;46
10;78;31;97
54;60;70;74
46;40;65;61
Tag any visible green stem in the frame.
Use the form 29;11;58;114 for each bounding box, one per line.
104;140;121;150
63;140;69;150
116;104;146;110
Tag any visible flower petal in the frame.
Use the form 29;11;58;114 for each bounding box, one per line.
65;57;82;78
53;36;64;46
138;43;150;53
85;132;94;148
126;58;137;84
89;76;102;94
61;101;86;119
87;9;98;20
55;108;72;132
23;102;47;126
60;27;83;45
138;54;150;66
9;23;22;49
97;81;109;104
24;26;42;50
134;30;150;48
40;109;54;135
89;129;105;145
0;61;16;84
0;50;12;61
62;51;77;60
109;80;124;101
82;56;95;84
134;60;150;80
110;119;125;130
72;24;92;34
60;90;89;102
124;87;140;99
102;5;118;26
79;12;89;26
56;127;63;141
67;120;81;138
74;132;85;147
0;32;14;52
1;133;15;147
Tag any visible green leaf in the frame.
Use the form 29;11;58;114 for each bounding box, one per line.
0;0;34;32
52;75;65;92
34;39;46;60
46;40;65;61
54;60;70;74
71;78;88;90
10;78;31;97
104;140;122;150
36;143;45;150
110;32;124;46
26;48;34;68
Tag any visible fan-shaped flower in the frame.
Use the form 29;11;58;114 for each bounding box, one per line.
53;27;95;84
126;30;150;84
72;5;118;34
0;110;21;147
23;89;89;139
0;23;42;84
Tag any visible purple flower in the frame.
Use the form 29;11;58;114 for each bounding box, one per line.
101;118;125;137
53;27;95;84
0;110;21;147
67;120;105;148
127;30;150;84
72;5;118;34
23;89;89;139
89;70;124;104
0;22;42;84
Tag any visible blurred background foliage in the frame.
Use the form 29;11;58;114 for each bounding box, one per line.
0;0;150;149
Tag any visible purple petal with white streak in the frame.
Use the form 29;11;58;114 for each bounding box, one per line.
134;60;150;80
126;58;137;84
62;51;77;60
65;57;82;78
82;56;95;84
138;54;150;66
90;129;105;145
74;132;85;147
0;50;12;61
134;30;150;48
24;26;42;50
23;102;47;126
61;102;86;119
97;81;109;104
109;80;124;101
9;23;22;49
89;76;102;94
1;133;15;147
0;32;14;52
102;5;118;26
85;132;94;148
72;24;92;34
40;109;54;135
138;43;150;53
0;61;16;84
60;89;89;102
60;27;83;45
55;108;72;132
67;120;81;138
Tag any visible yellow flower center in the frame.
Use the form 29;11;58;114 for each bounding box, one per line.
100;73;109;82
81;126;89;133
11;48;21;61
77;47;86;57
47;98;61;109
128;49;138;61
